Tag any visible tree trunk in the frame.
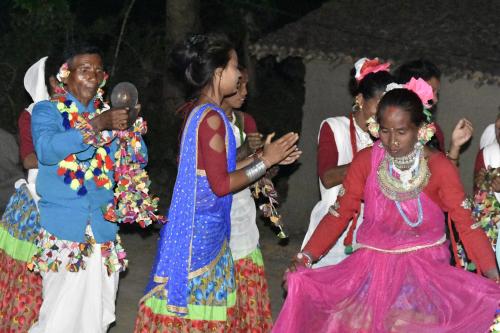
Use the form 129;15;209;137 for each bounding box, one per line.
241;9;258;96
163;0;200;112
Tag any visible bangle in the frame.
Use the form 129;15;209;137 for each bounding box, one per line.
296;252;313;268
244;158;266;183
446;151;459;161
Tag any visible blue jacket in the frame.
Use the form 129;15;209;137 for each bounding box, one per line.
31;93;147;243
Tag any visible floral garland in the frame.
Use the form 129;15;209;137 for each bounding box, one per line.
55;93;113;196
103;118;166;227
457;167;500;272
472;167;500;248
251;166;287;239
28;228;127;275
56;63;164;226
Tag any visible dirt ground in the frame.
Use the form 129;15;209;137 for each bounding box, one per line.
109;221;304;332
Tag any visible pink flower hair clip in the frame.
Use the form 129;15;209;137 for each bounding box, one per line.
404;77;434;109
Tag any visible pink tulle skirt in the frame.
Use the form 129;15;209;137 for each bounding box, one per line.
273;245;500;333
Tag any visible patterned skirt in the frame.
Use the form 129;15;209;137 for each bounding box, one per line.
135;244;237;333
233;247;273;332
0;184;42;332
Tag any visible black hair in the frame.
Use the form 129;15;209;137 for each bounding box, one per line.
171;33;234;89
349;70;394;100
44;54;65;93
376;89;426;128
395;59;441;84
62;43;103;68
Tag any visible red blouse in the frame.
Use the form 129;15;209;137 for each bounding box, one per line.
241;112;257;133
434;122;445;152
18;110;35;162
474;149;485;173
196;110;258;197
303;148;496;273
317;122;339;180
197;110;230;196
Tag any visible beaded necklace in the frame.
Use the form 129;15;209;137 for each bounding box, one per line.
377;145;430;227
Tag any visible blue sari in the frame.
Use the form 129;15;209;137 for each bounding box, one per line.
142;103;236;317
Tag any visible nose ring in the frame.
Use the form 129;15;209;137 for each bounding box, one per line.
393;141;400;146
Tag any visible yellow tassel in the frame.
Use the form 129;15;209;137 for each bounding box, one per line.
85;170;93;180
59;160;78;171
70;178;80;190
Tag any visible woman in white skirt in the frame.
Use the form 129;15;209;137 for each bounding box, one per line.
302;58;393;267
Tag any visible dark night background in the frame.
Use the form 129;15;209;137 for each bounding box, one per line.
0;0;327;207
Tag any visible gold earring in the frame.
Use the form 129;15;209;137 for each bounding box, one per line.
352;101;362;112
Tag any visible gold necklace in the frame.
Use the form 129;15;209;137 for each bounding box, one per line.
377;151;431;201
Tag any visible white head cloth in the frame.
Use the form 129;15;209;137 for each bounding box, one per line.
353;57;368;80
24;56;50;114
480;123;496;150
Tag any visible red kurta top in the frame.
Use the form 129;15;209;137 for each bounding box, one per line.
18;110;35;162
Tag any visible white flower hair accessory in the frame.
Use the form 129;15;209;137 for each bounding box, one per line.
56;62;70;82
385;82;404;93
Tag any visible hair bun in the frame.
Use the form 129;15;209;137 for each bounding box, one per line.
186;35;207;49
170;33;233;89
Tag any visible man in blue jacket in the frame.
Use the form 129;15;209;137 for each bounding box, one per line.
29;44;146;333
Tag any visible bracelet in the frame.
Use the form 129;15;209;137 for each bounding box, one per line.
296;252;313;268
244;158;267;183
446;151;459;161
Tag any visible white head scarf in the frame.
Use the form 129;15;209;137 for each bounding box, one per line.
24;56;50;114
480;123;496;149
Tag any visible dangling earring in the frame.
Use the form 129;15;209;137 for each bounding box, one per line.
352;100;362;112
366;116;380;138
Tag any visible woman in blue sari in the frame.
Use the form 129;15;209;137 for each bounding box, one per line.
135;34;300;332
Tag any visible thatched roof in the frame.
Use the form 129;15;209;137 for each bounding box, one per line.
251;0;500;87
